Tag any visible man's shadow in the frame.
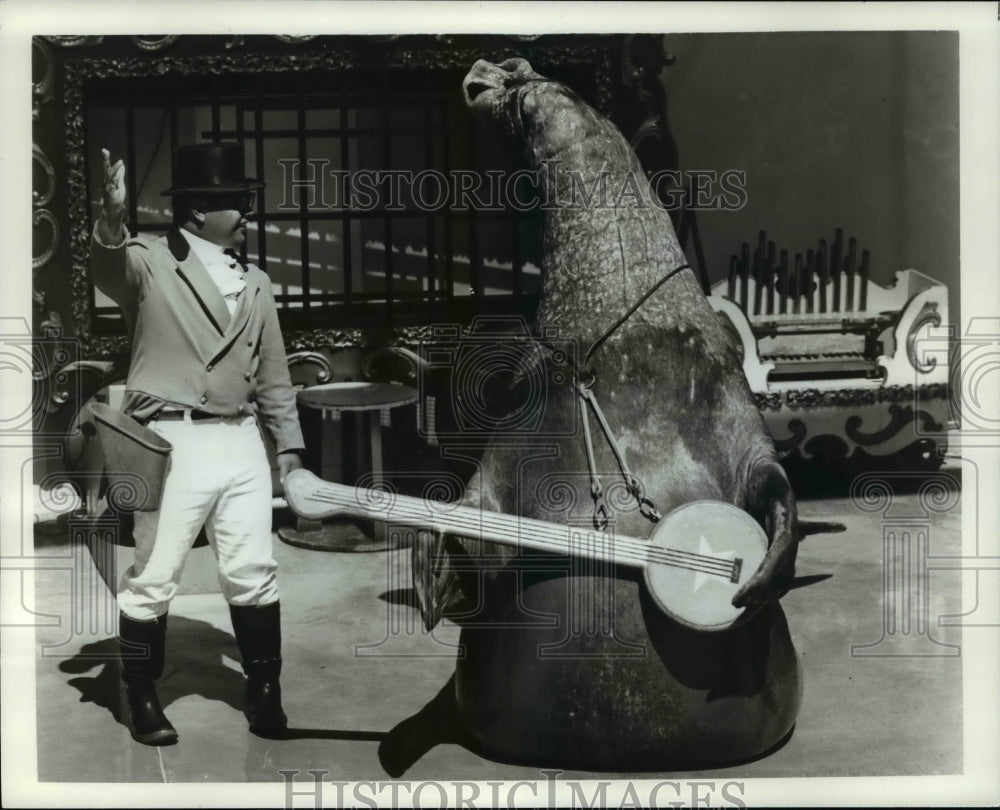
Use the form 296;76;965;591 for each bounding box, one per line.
57;615;393;749
57;615;245;729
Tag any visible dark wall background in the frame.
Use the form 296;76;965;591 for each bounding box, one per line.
662;30;959;329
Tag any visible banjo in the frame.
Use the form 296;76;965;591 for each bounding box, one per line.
283;468;768;631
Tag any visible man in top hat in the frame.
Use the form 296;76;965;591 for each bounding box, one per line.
91;142;304;745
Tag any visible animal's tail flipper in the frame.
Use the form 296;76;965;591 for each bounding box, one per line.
733;459;799;609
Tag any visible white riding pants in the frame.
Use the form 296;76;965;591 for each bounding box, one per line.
117;414;277;621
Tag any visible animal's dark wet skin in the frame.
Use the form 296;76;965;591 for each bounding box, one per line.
392;58;803;775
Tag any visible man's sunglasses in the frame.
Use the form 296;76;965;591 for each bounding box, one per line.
202;192;257;216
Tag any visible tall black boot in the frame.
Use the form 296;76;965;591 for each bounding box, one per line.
229;601;287;737
118;613;178;746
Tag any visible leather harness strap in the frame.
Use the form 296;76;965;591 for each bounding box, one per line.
577;380;662;531
576;263;691;531
522;263;693;531
583;264;692;365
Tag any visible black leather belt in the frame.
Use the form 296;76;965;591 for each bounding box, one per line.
155;409;224;422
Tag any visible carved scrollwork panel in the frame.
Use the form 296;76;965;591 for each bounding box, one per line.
32;144;57;208
906;303;942;374
32;209;61;271
44;35;105;48
286;350;334;387
770;418;808;454
32;38;55;119
131;35;180;52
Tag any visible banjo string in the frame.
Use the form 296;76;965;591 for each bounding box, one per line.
305;491;741;580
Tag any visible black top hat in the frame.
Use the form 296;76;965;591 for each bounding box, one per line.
161;142;264;196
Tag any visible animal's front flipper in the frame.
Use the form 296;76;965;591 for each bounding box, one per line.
733;459;799;609
411;465;505;630
412;528;465;631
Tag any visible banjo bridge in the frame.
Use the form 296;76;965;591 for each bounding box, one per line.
731;557;744;584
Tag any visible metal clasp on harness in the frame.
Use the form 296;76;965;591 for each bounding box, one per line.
576;378;660;531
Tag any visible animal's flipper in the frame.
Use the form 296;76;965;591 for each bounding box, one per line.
412;528;464;631
799;520;846;537
733;459;799;609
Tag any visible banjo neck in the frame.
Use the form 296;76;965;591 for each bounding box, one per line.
284;469;744;585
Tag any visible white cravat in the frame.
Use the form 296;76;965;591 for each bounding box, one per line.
179;229;247;316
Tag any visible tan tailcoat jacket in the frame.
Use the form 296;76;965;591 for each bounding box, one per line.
89;226;305;454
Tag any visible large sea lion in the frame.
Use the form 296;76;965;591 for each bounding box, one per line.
381;57;802;774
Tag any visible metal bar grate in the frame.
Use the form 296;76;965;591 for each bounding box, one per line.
87;69;533;326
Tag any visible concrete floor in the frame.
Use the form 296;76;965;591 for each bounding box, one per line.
31;473;966;786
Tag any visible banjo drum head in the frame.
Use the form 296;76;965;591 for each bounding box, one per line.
643;500;768;631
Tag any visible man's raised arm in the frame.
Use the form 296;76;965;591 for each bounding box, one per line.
90;147;146;306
